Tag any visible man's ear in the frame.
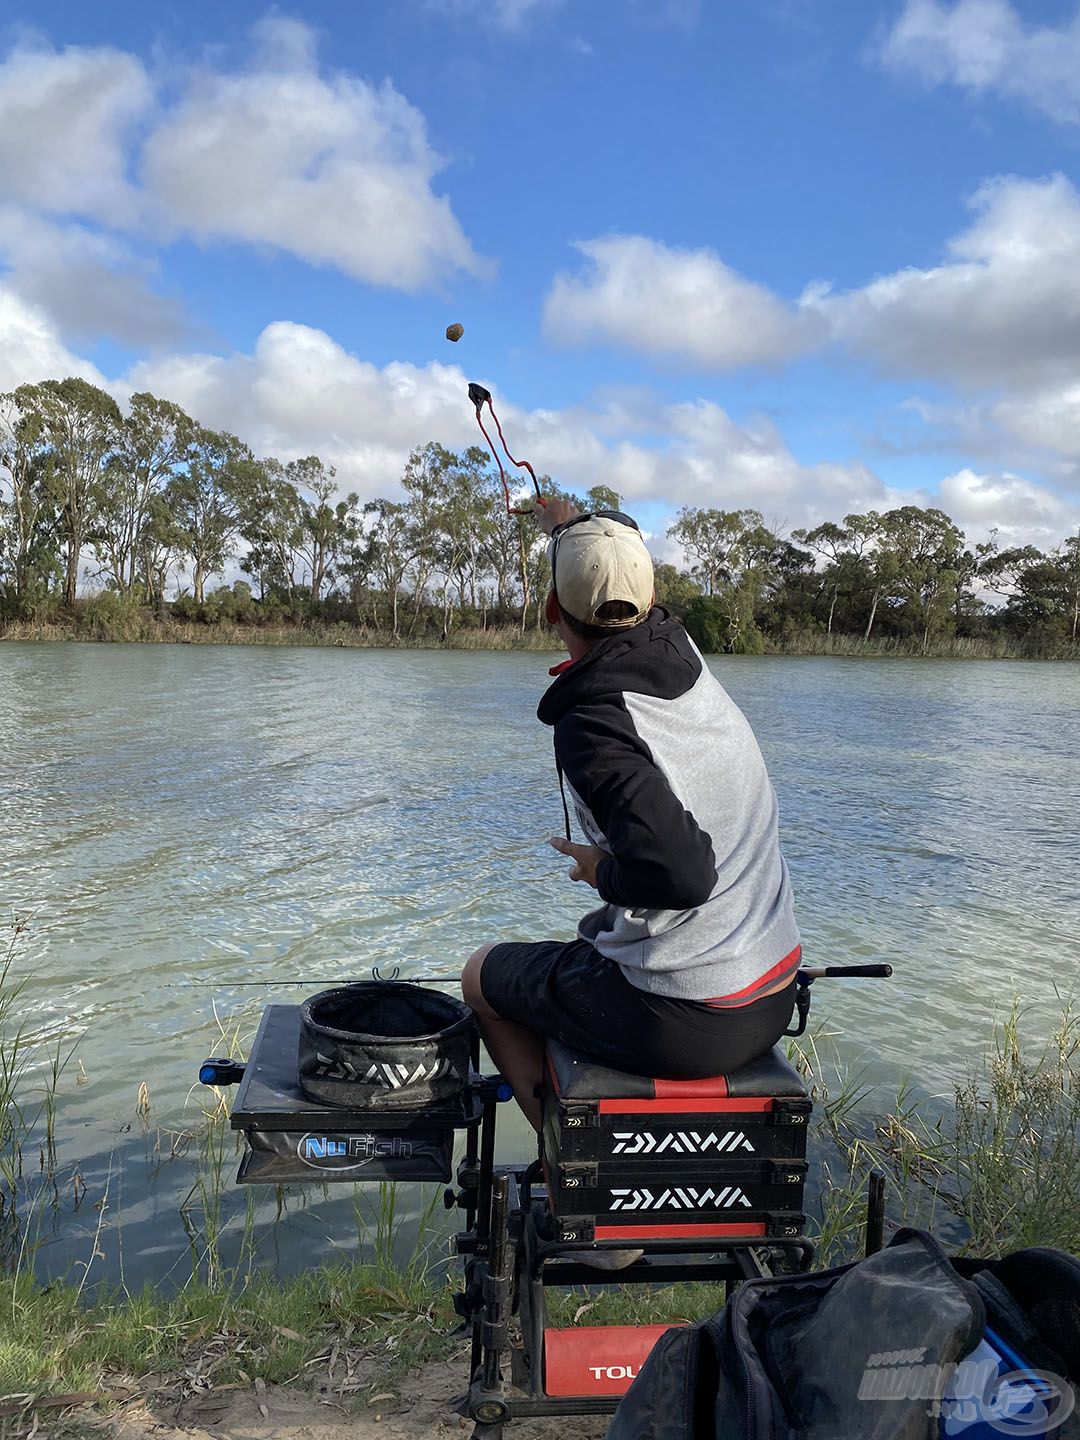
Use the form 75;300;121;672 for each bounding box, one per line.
544;589;561;625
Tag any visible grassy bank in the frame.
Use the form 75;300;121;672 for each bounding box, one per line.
3;604;1078;659
0;614;559;651
763;629;1080;661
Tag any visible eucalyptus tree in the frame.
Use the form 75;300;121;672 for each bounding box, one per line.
793;519;859;635
1003;534;1080;644
97;393;196;598
236;457;304;600
667;507;778;648
877;506;964;653
0;392;56;606
651;561;701;617
17;378;122;606
401;442;457;630
667;507;772;597
435;446;498;629
289;456;360;605
164;427;255;603
137;492;187;612
838;512;900;641
483;501;529;617
586;483;621;513
363;497;413;636
978;536;1045;607
1058;532;1080;642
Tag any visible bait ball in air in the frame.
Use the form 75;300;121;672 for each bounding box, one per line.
445;322;464;342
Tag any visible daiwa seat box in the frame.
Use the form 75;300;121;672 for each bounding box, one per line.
540;1040;810;1242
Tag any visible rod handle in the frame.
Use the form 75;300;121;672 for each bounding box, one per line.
800;964;893;980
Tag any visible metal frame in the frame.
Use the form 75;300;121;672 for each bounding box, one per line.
450;1091;818;1439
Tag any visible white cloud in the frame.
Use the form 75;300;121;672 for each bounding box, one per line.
0;20;483;341
0;41;150;224
127;322;485;491
0;284;107;392
425;0;566;29
818;174;1080;390
0;208;186;346
546;176;1080;415
544;236;825;370
879;0;1080;125
140;18;484;290
937;467;1080;549
991;383;1080;462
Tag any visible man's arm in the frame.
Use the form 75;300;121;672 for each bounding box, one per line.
556;705;717;911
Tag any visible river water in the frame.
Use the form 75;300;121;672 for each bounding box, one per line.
2;642;1078;1286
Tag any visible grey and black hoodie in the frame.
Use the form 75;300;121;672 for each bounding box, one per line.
538;608;799;1004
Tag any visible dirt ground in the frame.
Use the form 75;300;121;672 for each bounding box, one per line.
87;1352;610;1440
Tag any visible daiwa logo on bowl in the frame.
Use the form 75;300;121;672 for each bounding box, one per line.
297;1132;415;1171
312;1052;450;1088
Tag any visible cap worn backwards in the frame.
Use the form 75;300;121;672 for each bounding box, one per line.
550;515;654;629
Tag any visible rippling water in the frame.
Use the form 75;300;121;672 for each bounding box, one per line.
2;642;1078;1284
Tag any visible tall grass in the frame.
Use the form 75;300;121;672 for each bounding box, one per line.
792;1003;1080;1266
5;609;1079;659
952;1003;1080;1254
0;918;80;1282
0;611;558;651
768;629;1080;661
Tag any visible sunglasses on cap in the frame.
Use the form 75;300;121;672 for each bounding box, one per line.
549;509;640;540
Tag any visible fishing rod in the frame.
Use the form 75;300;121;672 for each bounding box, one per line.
180;967;459;988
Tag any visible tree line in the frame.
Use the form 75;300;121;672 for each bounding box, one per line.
2;376;1079;655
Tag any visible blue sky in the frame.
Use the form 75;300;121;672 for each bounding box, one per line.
3;0;1080;556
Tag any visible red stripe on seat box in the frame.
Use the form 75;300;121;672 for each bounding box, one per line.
653;1074;730;1098
593;1221;768;1241
598;1096;774;1115
544;1324;675;1397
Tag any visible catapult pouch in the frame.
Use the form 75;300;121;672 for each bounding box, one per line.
298;981;475;1111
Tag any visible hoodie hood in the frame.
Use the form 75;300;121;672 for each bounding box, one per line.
537;608;702;727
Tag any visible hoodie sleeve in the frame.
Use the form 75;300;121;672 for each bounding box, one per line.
555;702;717;911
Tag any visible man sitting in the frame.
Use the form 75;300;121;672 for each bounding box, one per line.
462;499;800;1132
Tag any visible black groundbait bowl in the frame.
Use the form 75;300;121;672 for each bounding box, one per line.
297;980;476;1110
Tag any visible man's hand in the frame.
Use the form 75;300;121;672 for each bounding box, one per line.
535;497;579;537
548;835;605;888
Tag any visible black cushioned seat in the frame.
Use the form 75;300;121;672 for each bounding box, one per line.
546;1040;808;1102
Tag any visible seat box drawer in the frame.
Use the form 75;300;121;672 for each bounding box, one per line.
545;1155;807;1221
551;1209;807;1244
542;1093;810;1165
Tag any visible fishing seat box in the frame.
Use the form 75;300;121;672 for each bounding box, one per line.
228;1005;479;1187
541;1040;810;1243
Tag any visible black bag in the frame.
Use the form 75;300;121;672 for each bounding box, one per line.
297;981;475;1111
607;1228;1080;1440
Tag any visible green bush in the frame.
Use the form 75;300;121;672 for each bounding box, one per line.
683;595;732;653
80;592;151;642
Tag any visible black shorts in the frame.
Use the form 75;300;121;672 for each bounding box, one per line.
479;938;796;1079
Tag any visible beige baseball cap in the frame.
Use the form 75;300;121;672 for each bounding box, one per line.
549;513;654;629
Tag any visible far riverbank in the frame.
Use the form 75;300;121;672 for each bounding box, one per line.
3;613;1078;660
